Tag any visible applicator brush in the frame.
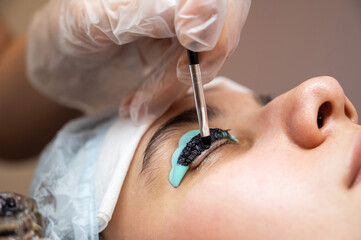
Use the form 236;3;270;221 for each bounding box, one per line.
186;50;211;146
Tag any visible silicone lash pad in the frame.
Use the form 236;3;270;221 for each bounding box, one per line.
169;128;238;187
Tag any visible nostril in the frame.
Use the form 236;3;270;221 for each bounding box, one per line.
317;111;323;129
317;102;332;129
345;105;352;120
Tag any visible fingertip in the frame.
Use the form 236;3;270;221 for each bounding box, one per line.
180;39;216;52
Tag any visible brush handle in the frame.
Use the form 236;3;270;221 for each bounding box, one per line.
186;50;199;65
186;49;210;139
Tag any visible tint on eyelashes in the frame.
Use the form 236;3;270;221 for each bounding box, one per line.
169;128;238;188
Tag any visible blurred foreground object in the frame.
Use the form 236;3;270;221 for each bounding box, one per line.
0;192;43;239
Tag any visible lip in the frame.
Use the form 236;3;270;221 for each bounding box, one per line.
348;131;361;188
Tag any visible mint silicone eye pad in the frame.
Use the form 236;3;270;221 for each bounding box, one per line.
169;128;238;187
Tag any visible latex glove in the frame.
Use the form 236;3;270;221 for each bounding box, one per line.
27;0;251;123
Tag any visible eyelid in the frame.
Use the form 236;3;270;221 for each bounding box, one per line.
177;128;237;167
190;139;235;170
169;129;238;187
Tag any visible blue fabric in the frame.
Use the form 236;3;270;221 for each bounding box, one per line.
30;110;117;240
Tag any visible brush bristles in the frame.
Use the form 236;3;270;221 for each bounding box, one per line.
201;135;212;147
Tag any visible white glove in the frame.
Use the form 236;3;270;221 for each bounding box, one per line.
27;0;251;122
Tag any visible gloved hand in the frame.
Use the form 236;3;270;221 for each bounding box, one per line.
27;0;251;123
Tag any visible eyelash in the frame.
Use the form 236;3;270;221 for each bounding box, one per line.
190;138;233;170
177;128;237;167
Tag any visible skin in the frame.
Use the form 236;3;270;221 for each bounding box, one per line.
104;76;360;239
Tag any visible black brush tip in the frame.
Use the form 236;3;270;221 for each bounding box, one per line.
201;135;212;147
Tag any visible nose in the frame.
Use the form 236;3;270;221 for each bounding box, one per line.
284;76;358;149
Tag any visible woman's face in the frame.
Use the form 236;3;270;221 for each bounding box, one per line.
104;76;360;239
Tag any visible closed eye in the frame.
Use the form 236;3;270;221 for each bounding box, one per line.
177;128;238;167
190;139;234;170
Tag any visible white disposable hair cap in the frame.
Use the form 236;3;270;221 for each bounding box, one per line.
30;110;151;239
95;118;150;231
30;77;251;239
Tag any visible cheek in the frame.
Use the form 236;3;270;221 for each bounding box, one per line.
174;159;276;239
172;147;336;239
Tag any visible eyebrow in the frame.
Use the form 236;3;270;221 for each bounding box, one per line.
141;106;221;173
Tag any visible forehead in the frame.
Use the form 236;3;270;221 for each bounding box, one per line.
169;88;259;120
